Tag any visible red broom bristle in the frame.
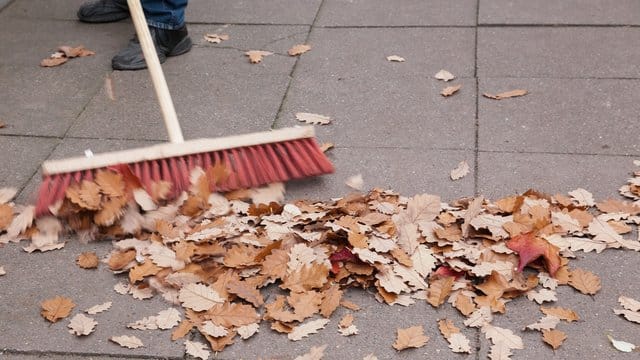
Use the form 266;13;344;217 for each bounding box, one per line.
35;138;334;216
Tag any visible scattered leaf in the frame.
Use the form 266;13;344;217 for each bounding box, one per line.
288;319;330;341
567;268;601;295
110;335;144;349
68;314;97;336
392;325;429;350
607;334;637;353
76;251;99;269
245;50;273;63
41;296;75;323
450;161;470;180
441;84;462;97
204;33;229;44
346;174;364;191
386;55;405;62
483;89;528;100
85;301;112;315
185;340;210;360
288;44;311;56
296;112;332;125
542;329;567;350
434;69;455;82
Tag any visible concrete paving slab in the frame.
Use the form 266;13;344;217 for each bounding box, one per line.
0;239;184;358
316;0;477;26
298;27;476;78
478;78;640;155
285;148;476;203
478;27;640;78
477;152;636;200
0;19;133;137
477;250;640;359
68;50;293;141
186;0;321;25
0;135;57;191
1;0;84;20
16;138;160;205
0;354;154;360
277;75;476;149
479;0;640;25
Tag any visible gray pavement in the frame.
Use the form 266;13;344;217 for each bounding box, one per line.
0;0;639;359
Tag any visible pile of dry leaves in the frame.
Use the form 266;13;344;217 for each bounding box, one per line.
1;162;640;359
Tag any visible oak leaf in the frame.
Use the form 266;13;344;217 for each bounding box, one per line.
245;50;273;63
596;199;640;215
427;276;454;307
567;268;601;295
0;204;14;230
441;84;461;97
506;232;561;276
94;196;127;226
346;174;364;191
619;296;640;312
184;340;210;360
227;280;264;307
386;55;405;62
542;329;567;350
320;285;343;318
568;188;595;207
447;332;472;353
77;251;99;269
147;243;185;270
288;318;330;341
526;288;557;304
464;307;493;328
453;293;476;316
288;291;322;321
237;323;260;339
295;345;327;360
524;315;560;331
450;161;470;180
85;301;112;315
68;313;97;336
66;180;101;210
483;89;527;100
607;334;637;352
613;309;640;324
203;329;236;351
178;283;224;311
540;306;579;322
171;320;194;340
41;296;75;323
94;169;125;197
156;308;181;329
483;324;524;350
203;33;229;44
392;325;429;350
199;320;228;337
261;248;289;280
288;44;311;56
410;245;436;277
206;302;259;327
488;342;512;360
295;112;332;125
281;263;329;293
434;69;455;82
110;335;144;349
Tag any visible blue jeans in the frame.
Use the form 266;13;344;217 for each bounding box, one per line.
142;0;188;30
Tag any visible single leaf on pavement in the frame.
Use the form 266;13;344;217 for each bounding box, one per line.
0;266;5;276
185;340;210;360
203;33;229;44
392;325;429;350
77;251;99;269
619;296;640;312
434;69;455;82
540;306;579;322
345;174;364;191
607;334;637;353
483;324;524;350
245;50;273;63
288;44;311;56
613;309;640;324
441;84;462;97
41;296;75;323
542;329;567;350
450;161;470;180
110;335;144;349
483;89;528;100
68;313;97;336
524;315;560;331
288;318;330;341
447;332;472;353
386;55;405;62
295;344;327;360
295;112;331;125
85;301;112;315
178;283;224;311
567;268;601;295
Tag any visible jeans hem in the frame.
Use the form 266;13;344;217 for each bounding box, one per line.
146;20;184;30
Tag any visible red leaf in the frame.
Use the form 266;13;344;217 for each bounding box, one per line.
434;266;465;279
329;247;357;262
506;232;561;276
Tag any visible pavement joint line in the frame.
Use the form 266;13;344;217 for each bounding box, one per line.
271;0;325;129
473;0;480;199
478;76;640;80
478;149;640;158
0;348;182;359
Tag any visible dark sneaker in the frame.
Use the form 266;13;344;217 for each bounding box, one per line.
112;25;192;70
77;0;129;23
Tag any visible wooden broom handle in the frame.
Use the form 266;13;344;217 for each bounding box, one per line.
127;0;184;143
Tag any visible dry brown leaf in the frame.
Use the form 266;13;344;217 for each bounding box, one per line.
340;300;361;311
320;285;343;318
110;335;144;349
427;276;454;307
613;309;640;324
392;325;429;350
203;33;229;44
288;318;330;341
540;306;579;322
453;293;476;316
200;321;229;337
386;55;405;62
227;280;264;307
281;263;329;293
542;329;567;350
172;320;194;341
68;313;97;336
483;324;524;350
296;112;332;125
483;89;528;100
66;181;101;210
41;296;75;323
0;204;14;230
245;50;273;63
184;340;210;360
525;315;560;331
441;84;462;97
619;296;640;312
567;268;601;295
345;174;364;191
450;161;470;180
319;142;334;152
179;283;224;311
237;323;260;339
40;57;68;67
76;251;99;269
434;69;455;82
58;45;95;58
206;302;259;328
295;345;327;360
438;319;460;338
288;44;311;56
129;260;162;283
85;301;112;315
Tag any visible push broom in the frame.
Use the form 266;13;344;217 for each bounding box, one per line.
35;0;333;216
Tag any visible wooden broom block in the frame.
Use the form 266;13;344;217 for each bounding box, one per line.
42;126;317;175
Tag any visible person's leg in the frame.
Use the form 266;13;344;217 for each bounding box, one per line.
112;0;192;70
